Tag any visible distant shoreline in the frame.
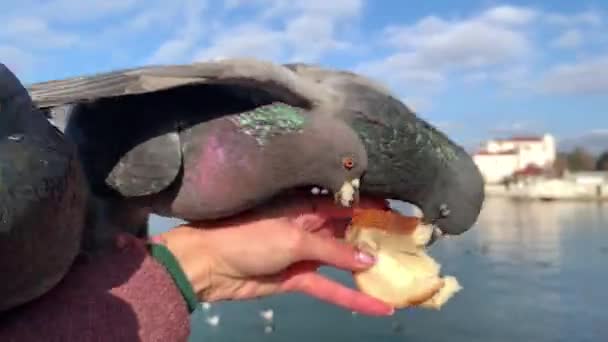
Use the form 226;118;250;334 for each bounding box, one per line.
484;182;608;202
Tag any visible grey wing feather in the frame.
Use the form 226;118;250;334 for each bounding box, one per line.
28;59;327;110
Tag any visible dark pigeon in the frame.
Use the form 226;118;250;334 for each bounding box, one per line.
27;58;484;252
0;63;88;312
284;63;484;239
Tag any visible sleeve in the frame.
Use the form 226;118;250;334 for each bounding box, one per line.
0;243;192;342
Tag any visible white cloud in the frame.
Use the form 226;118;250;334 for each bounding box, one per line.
193;13;353;63
357;52;445;89
479;5;539;26
192;0;362;63
1;17;78;49
251;0;363;20
540;55;608;95
544;10;603;27
383;9;532;69
194;24;286;62
2;0;140;23
0;0;192;70
355;5;608;108
551;29;583;49
2;0;607;110
146;0;207;64
283;15;352;61
355;6;534;108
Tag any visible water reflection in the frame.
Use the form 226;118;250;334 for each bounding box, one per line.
148;199;608;342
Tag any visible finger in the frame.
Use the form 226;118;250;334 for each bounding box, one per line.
283;271;394;316
291;213;328;232
319;218;351;238
295;233;376;271
314;225;339;238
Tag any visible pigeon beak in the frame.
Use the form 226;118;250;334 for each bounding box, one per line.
334;178;361;207
426;226;444;247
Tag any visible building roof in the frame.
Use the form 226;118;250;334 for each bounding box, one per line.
513;164;545;176
492;136;543;142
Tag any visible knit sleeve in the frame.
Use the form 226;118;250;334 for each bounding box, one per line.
0;245;192;342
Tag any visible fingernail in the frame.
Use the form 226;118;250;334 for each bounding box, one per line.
387;307;395;316
355;250;376;265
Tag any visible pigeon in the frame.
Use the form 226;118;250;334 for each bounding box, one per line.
0;63;88;312
284;63;484;242
27;58;484;252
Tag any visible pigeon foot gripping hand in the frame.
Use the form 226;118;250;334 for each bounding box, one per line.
345;208;462;310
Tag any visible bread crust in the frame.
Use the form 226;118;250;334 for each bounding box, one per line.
345;208;462;310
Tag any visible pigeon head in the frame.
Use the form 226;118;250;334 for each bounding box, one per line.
296;113;368;207
341;82;484;237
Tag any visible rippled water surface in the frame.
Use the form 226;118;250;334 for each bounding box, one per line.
151;198;608;341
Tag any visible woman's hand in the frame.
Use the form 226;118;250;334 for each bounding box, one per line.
154;195;394;316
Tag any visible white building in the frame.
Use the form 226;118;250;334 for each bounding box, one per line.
473;134;557;184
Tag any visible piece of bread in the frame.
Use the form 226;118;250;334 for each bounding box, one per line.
344;208;462;309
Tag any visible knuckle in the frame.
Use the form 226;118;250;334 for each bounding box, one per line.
286;227;306;253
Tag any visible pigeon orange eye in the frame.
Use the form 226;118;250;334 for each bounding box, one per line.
342;157;354;170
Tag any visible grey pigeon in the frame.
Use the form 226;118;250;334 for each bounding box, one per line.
27;58;485;252
0;63;88;312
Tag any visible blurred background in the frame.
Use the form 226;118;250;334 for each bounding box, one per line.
3;0;607;340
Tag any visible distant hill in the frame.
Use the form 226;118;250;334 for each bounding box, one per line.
558;131;608;155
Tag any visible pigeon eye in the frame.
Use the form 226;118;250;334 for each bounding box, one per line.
342;157;354;170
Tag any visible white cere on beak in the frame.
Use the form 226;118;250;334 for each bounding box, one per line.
320;188;329;195
337;181;356;207
311;187;321;195
433;227;443;238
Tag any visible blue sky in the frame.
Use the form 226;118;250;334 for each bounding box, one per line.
2;0;608;150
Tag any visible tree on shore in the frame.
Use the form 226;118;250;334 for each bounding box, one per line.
552;153;569;176
596;151;608;171
566;147;596;171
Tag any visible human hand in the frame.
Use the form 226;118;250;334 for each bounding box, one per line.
154;195;395;316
